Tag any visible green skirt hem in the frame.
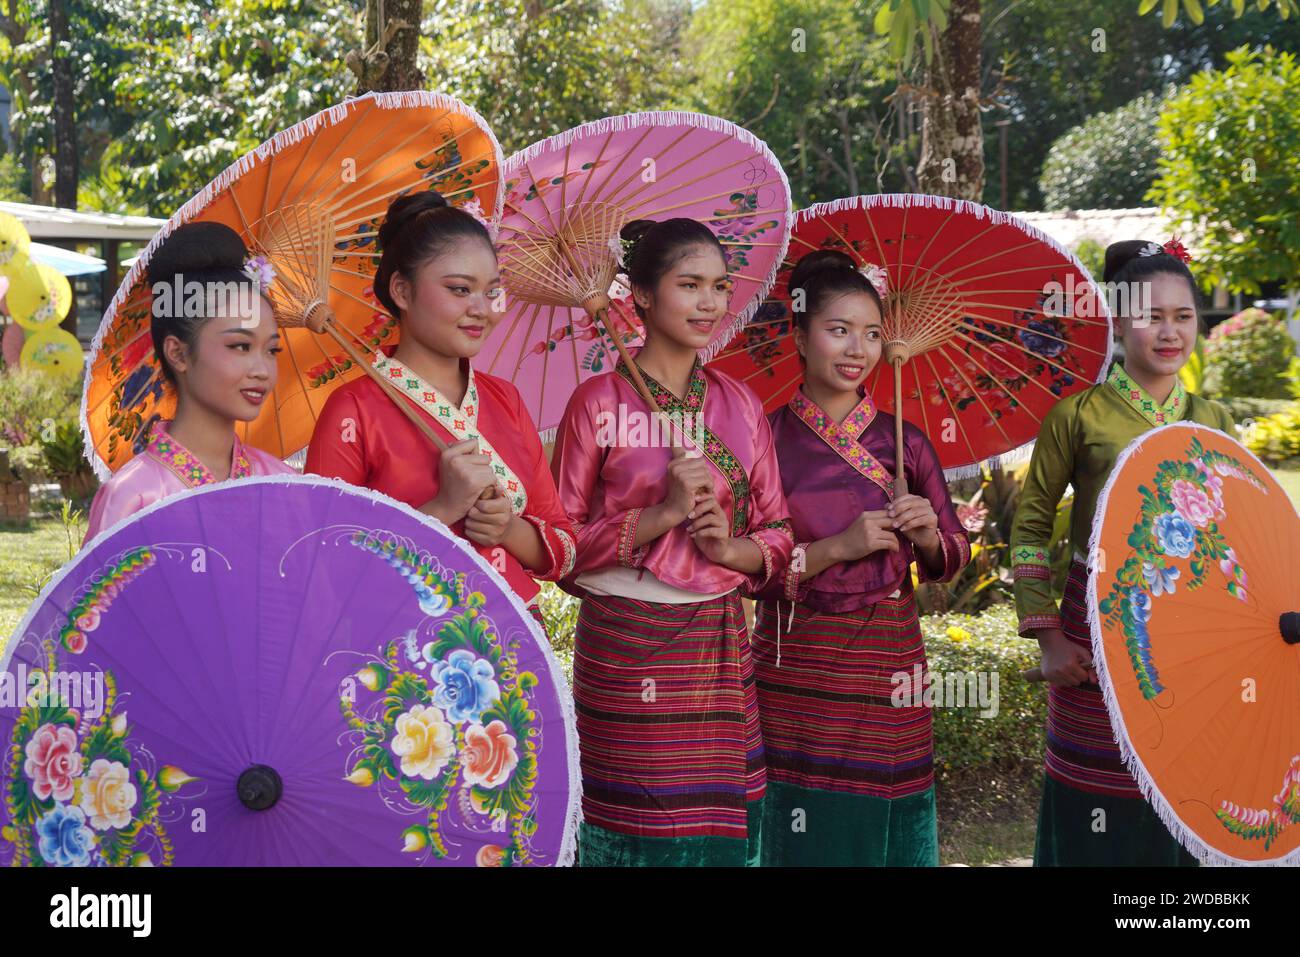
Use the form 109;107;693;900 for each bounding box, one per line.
1033;774;1198;867
757;779;938;867
577;799;765;867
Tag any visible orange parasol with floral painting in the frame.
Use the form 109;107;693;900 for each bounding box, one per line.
81;92;503;478
1089;422;1300;865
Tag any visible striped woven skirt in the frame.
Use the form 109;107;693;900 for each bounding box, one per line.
1034;559;1195;866
572;591;765;867
750;590;938;866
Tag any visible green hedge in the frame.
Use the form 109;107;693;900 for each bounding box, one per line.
1218;396;1295;423
920;605;1046;783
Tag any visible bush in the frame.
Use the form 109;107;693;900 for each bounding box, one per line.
1218;396;1294;423
1072;238;1106;285
0;370;80;483
1040;92;1166;212
1203;308;1295;399
921;605;1046;785
1243;402;1300;467
536;582;578;684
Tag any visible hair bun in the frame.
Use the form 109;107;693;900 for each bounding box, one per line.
147;222;248;285
619;219;656;244
1103;239;1160;284
789;248;857;293
379;190;450;250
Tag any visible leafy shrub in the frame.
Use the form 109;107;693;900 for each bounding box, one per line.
1243;403;1300;466
536;582;578;684
1218;396;1294;423
1203;308;1295;399
922;605;1045;785
0;371;80;483
1040;92;1166;211
1072;239;1106;284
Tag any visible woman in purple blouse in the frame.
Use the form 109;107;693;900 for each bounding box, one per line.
750;249;970;866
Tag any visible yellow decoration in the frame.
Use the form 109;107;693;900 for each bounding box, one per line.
0;211;31;277
8;261;73;330
20;327;84;379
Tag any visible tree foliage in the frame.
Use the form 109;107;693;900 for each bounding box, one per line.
1147;46;1300;295
685;0;900;207
985;0;1300;210
421;0;686;157
1039;92;1167;211
1139;0;1297;28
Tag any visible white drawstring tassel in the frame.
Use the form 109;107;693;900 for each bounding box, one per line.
775;600;797;669
776;601;782;668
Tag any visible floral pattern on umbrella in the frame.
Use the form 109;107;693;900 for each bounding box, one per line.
1096;436;1267;700
83;91;504;478
339;532;546;866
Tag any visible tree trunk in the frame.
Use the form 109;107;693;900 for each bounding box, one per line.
49;0;77;208
916;0;984;201
352;0;424;94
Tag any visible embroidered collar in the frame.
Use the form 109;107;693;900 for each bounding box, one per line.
372;352;528;514
146;419;253;488
616;357;753;535
615;356;708;419
1106;363;1185;427
789;387;894;500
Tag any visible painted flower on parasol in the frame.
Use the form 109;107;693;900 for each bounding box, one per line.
1088;422;1300;865
708;194;1113;484
1;476;579;866
478;110;792;440
82;91;505;478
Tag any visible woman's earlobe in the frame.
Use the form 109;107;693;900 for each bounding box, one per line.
389;273;410;312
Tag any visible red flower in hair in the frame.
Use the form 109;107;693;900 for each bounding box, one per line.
1162;236;1191;264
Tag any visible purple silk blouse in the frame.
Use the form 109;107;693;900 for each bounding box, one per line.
758;388;970;613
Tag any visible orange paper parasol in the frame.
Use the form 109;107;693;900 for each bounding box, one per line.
81;92;504;479
1089;422;1300;865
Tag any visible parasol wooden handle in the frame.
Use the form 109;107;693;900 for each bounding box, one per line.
555;231;698;457
1022;667;1100;692
314;316;447;450
886;343;909;498
311;310;501;503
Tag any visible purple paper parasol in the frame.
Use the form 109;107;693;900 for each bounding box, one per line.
0;475;579;866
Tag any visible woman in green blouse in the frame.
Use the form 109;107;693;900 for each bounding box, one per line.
1011;239;1235;866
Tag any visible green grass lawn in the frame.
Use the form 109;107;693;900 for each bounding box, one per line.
0;509;86;655
1274;467;1300;508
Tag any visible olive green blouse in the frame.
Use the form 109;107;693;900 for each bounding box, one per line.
1010;363;1235;636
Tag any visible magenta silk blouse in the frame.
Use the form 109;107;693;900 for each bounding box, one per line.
757;388;971;614
551;357;795;597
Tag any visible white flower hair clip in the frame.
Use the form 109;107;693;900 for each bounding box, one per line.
859;262;888;296
243;255;275;293
1137;242;1163;258
609;233;627;269
461;198;499;242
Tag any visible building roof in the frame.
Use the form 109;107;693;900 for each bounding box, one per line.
0;201;165;242
1010;207;1199;255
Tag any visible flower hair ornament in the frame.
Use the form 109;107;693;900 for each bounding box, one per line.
461;198;500;242
242;255;276;293
858;261;889;296
611;232;642;272
1138;236;1192;265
